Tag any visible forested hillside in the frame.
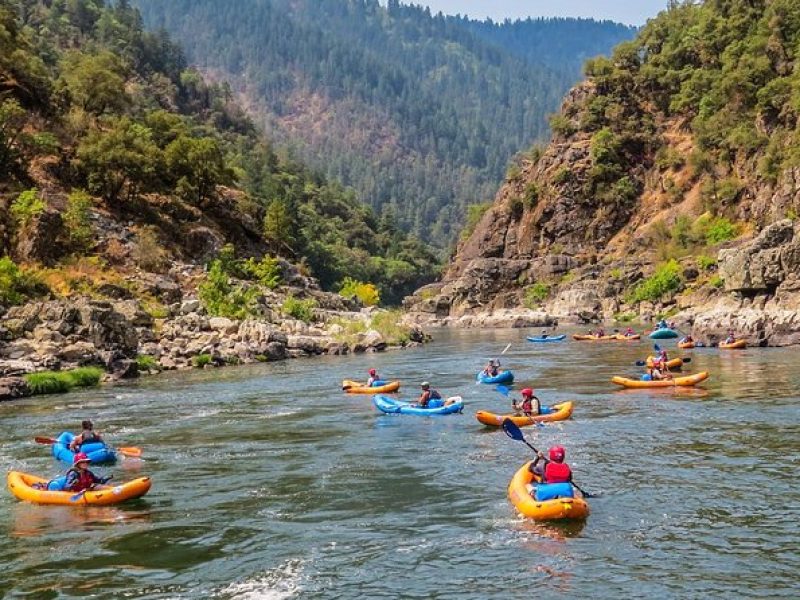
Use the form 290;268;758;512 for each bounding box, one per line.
132;0;634;241
0;0;438;308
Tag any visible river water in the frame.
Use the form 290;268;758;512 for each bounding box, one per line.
1;328;798;599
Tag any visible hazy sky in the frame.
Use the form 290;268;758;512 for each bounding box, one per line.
412;1;668;26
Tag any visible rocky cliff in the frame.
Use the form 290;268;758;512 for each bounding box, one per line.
406;0;800;346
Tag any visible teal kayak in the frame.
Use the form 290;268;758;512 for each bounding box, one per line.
649;328;678;339
526;335;566;343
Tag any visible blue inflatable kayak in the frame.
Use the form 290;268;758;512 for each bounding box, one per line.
649;328;679;339
476;370;514;384
526;335;566;343
372;395;464;416
51;431;116;465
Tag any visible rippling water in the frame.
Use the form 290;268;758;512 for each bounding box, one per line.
1;329;799;598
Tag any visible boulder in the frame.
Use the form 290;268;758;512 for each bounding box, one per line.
0;377;31;402
15;209;65;266
209;317;239;335
180;299;201;314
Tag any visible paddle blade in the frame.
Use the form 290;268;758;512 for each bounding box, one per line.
502;419;524;441
654;343;661;352
34;436;57;445
682;357;691;363
117;447;142;458
495;385;510;397
69;490;86;502
635;360;646;367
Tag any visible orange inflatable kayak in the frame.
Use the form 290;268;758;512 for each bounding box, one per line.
678;340;695;349
342;379;400;394
7;471;151;506
645;356;684;370
476;401;573;427
611;371;709;388
719;339;747;349
508;461;590;521
573;334;639;341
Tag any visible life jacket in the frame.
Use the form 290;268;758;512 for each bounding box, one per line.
67;467;96;492
544;461;572;483
420;389;441;407
521;398;532;414
80;429;99;446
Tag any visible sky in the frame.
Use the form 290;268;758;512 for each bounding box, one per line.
411;1;668;26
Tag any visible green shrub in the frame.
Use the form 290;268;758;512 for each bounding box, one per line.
704;216;739;245
199;260;259;319
523;283;550;308
282;296;317;323
25;372;72;395
696;255;717;270
460;202;492;241
339;277;380;306
370;309;413;345
709;274;724;288
133;226;169;273
64;189;94;250
523;183;540;208
192;354;213;368
613;311;637;323
65;367;103;387
609;268;623;279
549;114;575;137
626;259;683;304
506;164;522;181
0;256;46;306
24;367;102;395
136;355;161;372
254;354;269;362
242;255;282;289
11;189;46;228
553;168;573;185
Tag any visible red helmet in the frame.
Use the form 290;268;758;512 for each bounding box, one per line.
549;446;565;463
369;369;376;376
521;388;533;397
73;452;90;465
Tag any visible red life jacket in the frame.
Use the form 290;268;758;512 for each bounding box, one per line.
544;461;572;483
68;468;96;492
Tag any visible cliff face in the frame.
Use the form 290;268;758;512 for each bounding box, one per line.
407;0;800;344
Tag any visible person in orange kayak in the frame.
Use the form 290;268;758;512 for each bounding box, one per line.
512;388;541;417
416;382;442;408
724;329;736;344
367;368;380;387
65;453;110;492
68;420;104;451
625;327;636;337
530;446;572;483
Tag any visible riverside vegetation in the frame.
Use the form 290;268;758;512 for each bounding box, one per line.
0;0;432;400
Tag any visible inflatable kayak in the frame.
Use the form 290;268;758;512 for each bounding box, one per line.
572;334;616;341
526;334;566;343
372;394;463;416
476;370;514;384
476;401;573;427
342;379;400;394
508;461;589;521
649;328;679;339
678;340;695;349
7;471;151;506
611;371;709;388
645;356;684;370
51;431;116;464
719;339;747;349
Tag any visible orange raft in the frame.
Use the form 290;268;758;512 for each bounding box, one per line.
719;339;747;349
611;371;710;388
342;379;401;394
572;334;639;341
7;471;152;506
508;461;590;521
476;401;574;428
678;340;695;349
644;356;684;370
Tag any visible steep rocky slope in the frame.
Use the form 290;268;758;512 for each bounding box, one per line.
407;0;800;345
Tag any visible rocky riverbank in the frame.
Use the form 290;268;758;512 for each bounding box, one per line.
0;291;427;402
405;220;800;347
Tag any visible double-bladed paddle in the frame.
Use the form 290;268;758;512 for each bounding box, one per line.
34;437;142;458
69;475;113;502
634;357;691;367
501;419;598;498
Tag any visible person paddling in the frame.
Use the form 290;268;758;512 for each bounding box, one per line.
68;420;104;451
680;334;694;344
512;388;541;417
367;368;380;387
540;329;548;339
529;446;573;484
625;327;636;337
483;360;500;378
724;329;736;344
416;382;442;408
65;453;110;492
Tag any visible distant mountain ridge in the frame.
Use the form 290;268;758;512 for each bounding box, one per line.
132;0;635;242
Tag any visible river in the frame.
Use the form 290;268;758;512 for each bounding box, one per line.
1;328;798;599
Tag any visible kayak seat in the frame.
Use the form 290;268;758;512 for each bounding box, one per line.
533;482;574;502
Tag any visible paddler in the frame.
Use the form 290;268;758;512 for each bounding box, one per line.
65;453;111;492
512;388;541;417
68;420;104;451
529;446;573;484
482;359;500;378
367;368;380;387
416;382;442;408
